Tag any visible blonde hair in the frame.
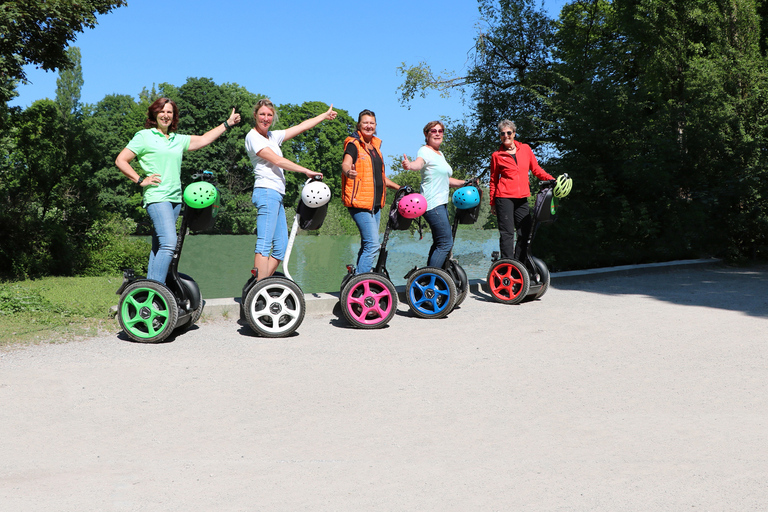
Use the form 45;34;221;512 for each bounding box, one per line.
253;98;278;127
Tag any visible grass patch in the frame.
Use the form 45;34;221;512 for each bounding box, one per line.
0;275;123;346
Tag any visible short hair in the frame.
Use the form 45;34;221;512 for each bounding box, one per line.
253;98;278;127
356;109;376;133
423;120;445;143
145;98;179;132
498;119;516;133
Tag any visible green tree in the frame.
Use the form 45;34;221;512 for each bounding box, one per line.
399;0;768;268
277;102;356;208
161;77;263;234
55;47;84;118
0;0;126;105
85;93;149;229
0;99;85;277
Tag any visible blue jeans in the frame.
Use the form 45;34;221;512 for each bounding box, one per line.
349;207;381;273
252;187;288;260
146;201;181;284
423;204;453;268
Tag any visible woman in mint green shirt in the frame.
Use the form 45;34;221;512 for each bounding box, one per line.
115;98;240;283
402;120;465;268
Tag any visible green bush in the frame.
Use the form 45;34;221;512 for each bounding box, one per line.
81;215;150;276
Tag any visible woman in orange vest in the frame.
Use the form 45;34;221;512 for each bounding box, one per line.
341;110;400;273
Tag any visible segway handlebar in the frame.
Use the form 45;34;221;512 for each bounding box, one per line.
191;170;217;185
463;176;480;188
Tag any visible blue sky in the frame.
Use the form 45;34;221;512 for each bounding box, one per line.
11;0;567;167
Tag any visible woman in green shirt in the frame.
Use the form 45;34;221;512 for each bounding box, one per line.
115;97;240;283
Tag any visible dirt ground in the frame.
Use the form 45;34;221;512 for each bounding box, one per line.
1;265;767;511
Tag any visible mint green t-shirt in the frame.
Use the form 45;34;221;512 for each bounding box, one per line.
418;145;453;211
125;129;192;207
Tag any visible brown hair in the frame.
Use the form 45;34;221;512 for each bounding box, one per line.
356;109;377;133
145;98;179;132
423;120;445;143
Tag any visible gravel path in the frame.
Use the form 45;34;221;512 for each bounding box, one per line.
2;265;767;511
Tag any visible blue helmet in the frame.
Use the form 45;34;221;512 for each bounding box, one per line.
452;186;481;209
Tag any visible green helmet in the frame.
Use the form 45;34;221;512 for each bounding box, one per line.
183;181;219;208
553;174;573;198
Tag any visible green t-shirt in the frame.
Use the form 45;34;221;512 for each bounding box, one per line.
125;129;192;207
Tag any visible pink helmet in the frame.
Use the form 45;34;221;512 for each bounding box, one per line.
397;193;427;219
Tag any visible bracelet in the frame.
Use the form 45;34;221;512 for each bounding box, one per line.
223;121;230;131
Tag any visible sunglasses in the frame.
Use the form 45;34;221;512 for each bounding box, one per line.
500;130;515;136
429;128;444;134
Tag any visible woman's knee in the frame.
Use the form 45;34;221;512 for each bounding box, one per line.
158;234;177;251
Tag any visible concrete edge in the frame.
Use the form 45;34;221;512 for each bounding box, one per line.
198;258;723;320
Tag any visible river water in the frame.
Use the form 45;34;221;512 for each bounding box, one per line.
176;230;502;299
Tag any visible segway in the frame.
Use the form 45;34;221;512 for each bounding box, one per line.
487;174;572;304
403;192;471;320
440;180;482;309
116;171;220;343
240;176;331;337
339;186;426;329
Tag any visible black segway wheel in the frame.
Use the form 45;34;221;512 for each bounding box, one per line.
487;259;530;304
175;274;204;332
244;277;305;337
340;273;397;329
118;280;179;343
405;267;457;319
528;256;551;301
445;260;469;308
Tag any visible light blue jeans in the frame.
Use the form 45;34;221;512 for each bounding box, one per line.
423;204;453;268
349;207;381;273
146;201;181;283
252;187;288;260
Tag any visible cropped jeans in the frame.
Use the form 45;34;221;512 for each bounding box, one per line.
146;201;181;284
252;187;288;261
349;207;381;274
423;203;453;268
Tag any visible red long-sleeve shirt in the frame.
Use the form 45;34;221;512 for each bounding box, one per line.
489;141;553;206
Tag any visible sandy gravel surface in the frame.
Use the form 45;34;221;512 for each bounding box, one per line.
1;265;767;511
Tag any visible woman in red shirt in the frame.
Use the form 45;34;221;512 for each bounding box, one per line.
489;120;554;261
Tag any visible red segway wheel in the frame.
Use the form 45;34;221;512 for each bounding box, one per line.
486;259;530;304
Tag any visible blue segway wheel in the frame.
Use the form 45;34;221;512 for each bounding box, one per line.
405;267;457;319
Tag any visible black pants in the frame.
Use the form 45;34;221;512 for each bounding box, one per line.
496;197;532;260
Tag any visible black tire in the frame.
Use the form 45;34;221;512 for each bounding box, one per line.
243;277;305;337
175;275;204;332
486;259;530;305
118;280;179;343
529;256;551;300
445;260;469;307
405;267;457;319
340;273;398;329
